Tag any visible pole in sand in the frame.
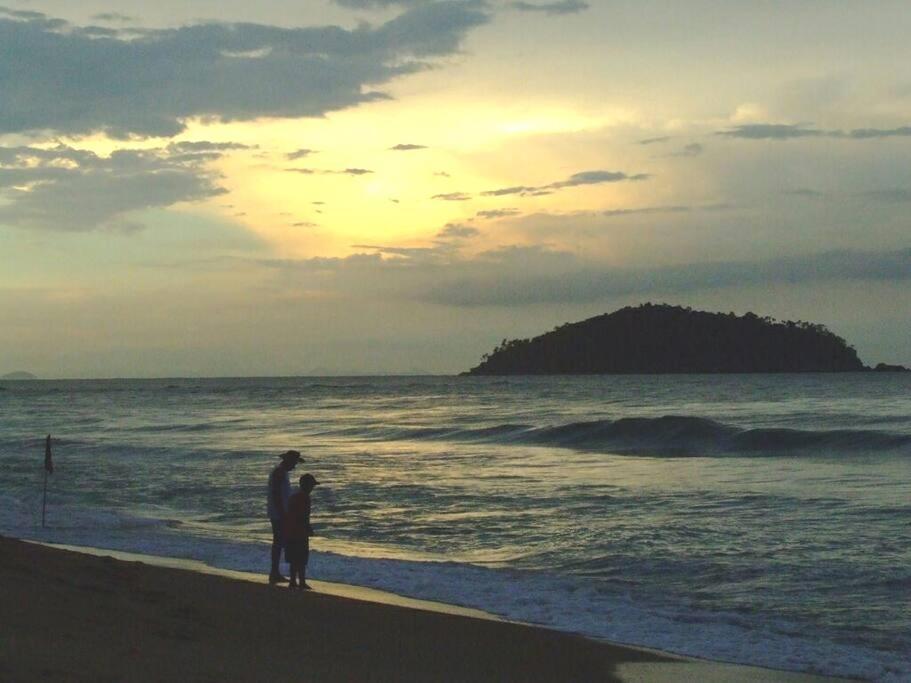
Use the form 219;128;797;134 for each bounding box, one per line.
42;434;53;528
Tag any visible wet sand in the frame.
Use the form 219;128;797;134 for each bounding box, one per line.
0;536;846;682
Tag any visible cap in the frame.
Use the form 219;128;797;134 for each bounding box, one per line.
300;473;319;487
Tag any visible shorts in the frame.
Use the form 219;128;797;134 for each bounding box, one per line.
286;537;310;566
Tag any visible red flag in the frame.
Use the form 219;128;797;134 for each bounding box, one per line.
44;434;53;474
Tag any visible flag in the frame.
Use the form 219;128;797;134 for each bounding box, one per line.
44;434;53;474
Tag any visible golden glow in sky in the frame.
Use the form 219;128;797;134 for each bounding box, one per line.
1;0;910;375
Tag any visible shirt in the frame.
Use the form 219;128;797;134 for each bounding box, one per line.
284;491;312;541
266;466;291;520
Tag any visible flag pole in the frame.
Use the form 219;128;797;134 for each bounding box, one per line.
42;433;52;529
42;467;48;529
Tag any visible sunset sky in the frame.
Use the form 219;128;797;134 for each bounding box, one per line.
2;0;910;377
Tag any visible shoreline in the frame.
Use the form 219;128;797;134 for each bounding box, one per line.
1;535;848;682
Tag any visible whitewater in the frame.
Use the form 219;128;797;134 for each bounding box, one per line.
1;374;909;680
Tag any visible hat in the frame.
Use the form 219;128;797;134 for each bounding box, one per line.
279;449;302;464
300;473;319;487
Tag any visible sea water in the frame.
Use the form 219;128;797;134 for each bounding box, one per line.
1;375;909;680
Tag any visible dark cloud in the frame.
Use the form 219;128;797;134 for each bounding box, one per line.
848;126;911;139
0;144;226;231
342;168;374;175
422;247;911;306
481;185;538;197
717;124;827;140
390;143;428;151
638;136;671;145
0;2;489;137
287;148;317;160
510;1;589;15
719;123;911;141
432;192;472;201
168;141;253;152
482;169;648;197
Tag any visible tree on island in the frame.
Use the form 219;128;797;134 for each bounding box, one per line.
465;303;869;375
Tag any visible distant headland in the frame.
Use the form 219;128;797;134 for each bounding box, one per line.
465;304;909;375
1;371;37;380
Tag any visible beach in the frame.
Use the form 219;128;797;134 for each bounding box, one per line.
2;376;908;679
0;536;847;682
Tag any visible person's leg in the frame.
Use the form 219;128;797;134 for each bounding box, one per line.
288;558;299;589
270;519;287;582
300;538;311;589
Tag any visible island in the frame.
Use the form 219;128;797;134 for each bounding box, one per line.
1;371;37;380
872;363;910;372
464;303;873;375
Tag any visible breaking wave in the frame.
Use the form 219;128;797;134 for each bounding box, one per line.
355;415;911;457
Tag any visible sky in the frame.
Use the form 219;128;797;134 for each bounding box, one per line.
1;0;909;377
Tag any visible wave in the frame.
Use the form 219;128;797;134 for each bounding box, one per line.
353;415;911;457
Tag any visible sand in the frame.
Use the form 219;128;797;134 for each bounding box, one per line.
0;536;847;682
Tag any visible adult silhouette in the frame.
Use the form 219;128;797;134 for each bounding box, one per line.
267;450;302;583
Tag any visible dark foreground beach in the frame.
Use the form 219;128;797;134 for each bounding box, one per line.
0;536;847;682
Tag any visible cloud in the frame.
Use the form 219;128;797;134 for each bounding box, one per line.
717;124;827;140
250;226;911;313
0;2;490;137
602;205;692;218
482;169;649;197
481;185;539;197
91;12;136;23
638;136;671;145
474;208;520;219
292;221;319;228
287;167;374;175
668;143;704;158
350;244;442;259
510;1;589;15
859;188;911;203
422;247;911;306
287;148;317;160
784;188;825;198
436;223;480;239
390;143;428;151
718;123;911;141
333;0;437;7
432;192;472;201
0;144;226;231
848;126;911;139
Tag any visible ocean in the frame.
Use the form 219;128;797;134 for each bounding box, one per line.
1;375;909;680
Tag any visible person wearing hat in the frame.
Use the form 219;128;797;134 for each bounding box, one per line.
285;473;319;590
267;449;302;584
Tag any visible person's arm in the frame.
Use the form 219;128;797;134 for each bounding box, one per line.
270;470;285;519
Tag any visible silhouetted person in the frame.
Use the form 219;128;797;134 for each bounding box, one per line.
267;450;302;584
285;473;318;590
